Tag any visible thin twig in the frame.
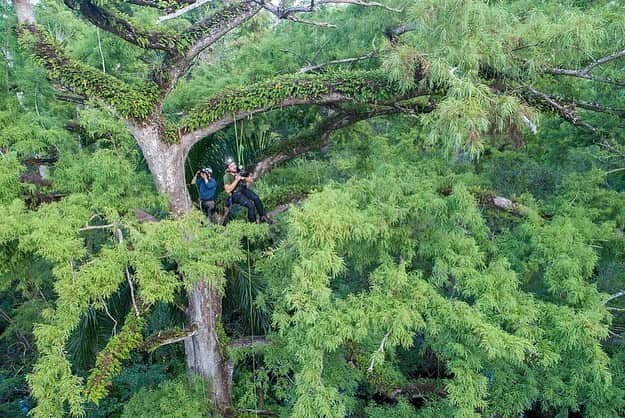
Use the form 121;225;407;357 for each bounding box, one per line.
299;50;378;73
114;228;141;317
0;308;12;323
543;68;625;88
96;28;106;73
286;15;336;28
157;0;212;23
368;331;390;372
605;167;625;175
605;290;625;304
79;223;115;231
102;300;118;335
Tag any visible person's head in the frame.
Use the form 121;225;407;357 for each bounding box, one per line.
224;157;237;173
200;167;212;179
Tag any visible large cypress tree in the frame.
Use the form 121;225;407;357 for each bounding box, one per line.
4;0;625;416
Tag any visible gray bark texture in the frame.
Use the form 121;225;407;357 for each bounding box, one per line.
129;122;234;411
185;281;234;413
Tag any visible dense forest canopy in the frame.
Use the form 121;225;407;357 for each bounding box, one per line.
1;0;625;417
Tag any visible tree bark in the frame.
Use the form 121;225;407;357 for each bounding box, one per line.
13;0;35;24
128;121;233;411
185;281;234;414
129;121;193;216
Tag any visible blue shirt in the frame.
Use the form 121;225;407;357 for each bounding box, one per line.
197;178;217;200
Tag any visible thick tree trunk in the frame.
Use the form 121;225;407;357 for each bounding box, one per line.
130;121;233;412
129;122;193;216
13;0;35;24
185;281;234;412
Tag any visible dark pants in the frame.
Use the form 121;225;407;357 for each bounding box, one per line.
199;199;215;219
229;188;265;222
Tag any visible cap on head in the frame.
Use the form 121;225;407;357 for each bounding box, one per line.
224;156;235;169
201;167;213;175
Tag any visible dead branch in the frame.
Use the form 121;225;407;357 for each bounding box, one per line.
299;50;378;73
134;208;159;223
581;48;625;75
523;85;597;131
605;290;625;305
543;68;625;89
368;331;390;372
286;14;336;28
79;223;115;231
157;0;212;23
143;327;198;352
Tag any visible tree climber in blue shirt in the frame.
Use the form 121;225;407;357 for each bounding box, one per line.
191;167;217;220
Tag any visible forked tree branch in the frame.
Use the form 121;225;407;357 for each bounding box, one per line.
581;48;625;75
158;1;262;96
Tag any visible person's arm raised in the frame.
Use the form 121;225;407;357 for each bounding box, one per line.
224;175;241;194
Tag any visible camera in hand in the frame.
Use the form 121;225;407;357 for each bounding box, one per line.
237;165;249;178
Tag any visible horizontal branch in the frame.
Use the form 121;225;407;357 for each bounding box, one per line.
523;85;596;131
543;68;625;89
568;100;625;118
263;0;401;16
286;14;336;28
250;105;423;179
179;70;429;151
126;0;197;11
79;223;115;231
143;327;197;352
299;50;378;73
237;409;276;417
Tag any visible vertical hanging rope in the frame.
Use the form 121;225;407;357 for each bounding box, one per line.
247;238;259;416
96;28;106;73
